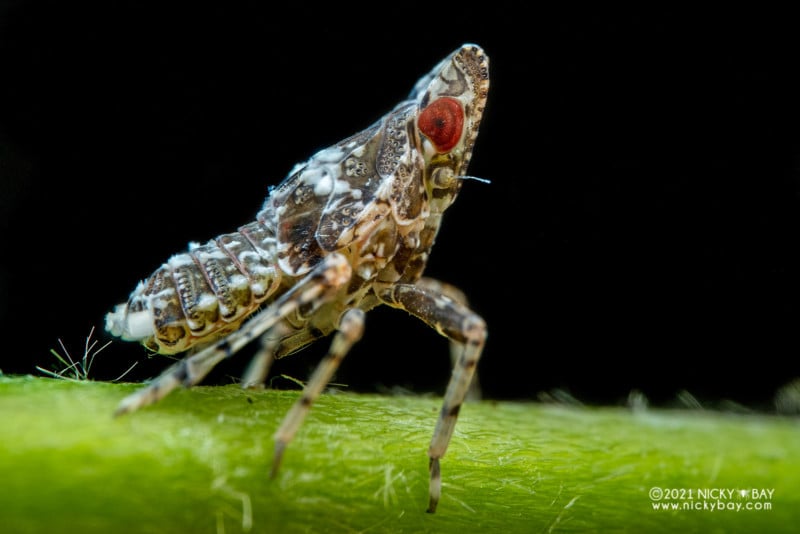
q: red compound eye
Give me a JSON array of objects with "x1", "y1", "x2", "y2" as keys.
[{"x1": 418, "y1": 97, "x2": 464, "y2": 153}]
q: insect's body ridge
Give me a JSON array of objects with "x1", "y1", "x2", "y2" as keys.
[
  {"x1": 105, "y1": 217, "x2": 278, "y2": 353},
  {"x1": 106, "y1": 44, "x2": 489, "y2": 514}
]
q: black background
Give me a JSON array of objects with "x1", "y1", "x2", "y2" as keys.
[{"x1": 2, "y1": 3, "x2": 799, "y2": 410}]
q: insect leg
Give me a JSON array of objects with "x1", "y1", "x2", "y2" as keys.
[
  {"x1": 114, "y1": 252, "x2": 353, "y2": 416},
  {"x1": 240, "y1": 321, "x2": 292, "y2": 389},
  {"x1": 271, "y1": 307, "x2": 365, "y2": 477},
  {"x1": 242, "y1": 322, "x2": 331, "y2": 389},
  {"x1": 377, "y1": 283, "x2": 486, "y2": 513},
  {"x1": 415, "y1": 277, "x2": 482, "y2": 401}
]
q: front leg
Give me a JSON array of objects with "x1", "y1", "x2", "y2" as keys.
[
  {"x1": 415, "y1": 277, "x2": 482, "y2": 401},
  {"x1": 378, "y1": 283, "x2": 487, "y2": 513}
]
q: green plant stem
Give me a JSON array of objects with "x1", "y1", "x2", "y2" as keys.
[{"x1": 0, "y1": 375, "x2": 797, "y2": 533}]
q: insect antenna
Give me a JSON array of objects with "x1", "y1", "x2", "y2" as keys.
[{"x1": 456, "y1": 175, "x2": 491, "y2": 185}]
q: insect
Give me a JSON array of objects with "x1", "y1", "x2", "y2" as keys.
[{"x1": 106, "y1": 43, "x2": 489, "y2": 513}]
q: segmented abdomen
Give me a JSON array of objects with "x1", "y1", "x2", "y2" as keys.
[{"x1": 109, "y1": 218, "x2": 282, "y2": 354}]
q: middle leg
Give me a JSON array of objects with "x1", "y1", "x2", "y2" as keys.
[{"x1": 271, "y1": 307, "x2": 365, "y2": 476}]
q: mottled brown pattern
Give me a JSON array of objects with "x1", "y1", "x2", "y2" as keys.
[{"x1": 107, "y1": 44, "x2": 490, "y2": 515}]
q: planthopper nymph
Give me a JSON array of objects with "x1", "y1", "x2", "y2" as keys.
[{"x1": 106, "y1": 43, "x2": 490, "y2": 513}]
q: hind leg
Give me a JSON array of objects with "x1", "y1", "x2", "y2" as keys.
[
  {"x1": 240, "y1": 321, "x2": 291, "y2": 389},
  {"x1": 114, "y1": 253, "x2": 352, "y2": 416},
  {"x1": 241, "y1": 321, "x2": 330, "y2": 389}
]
